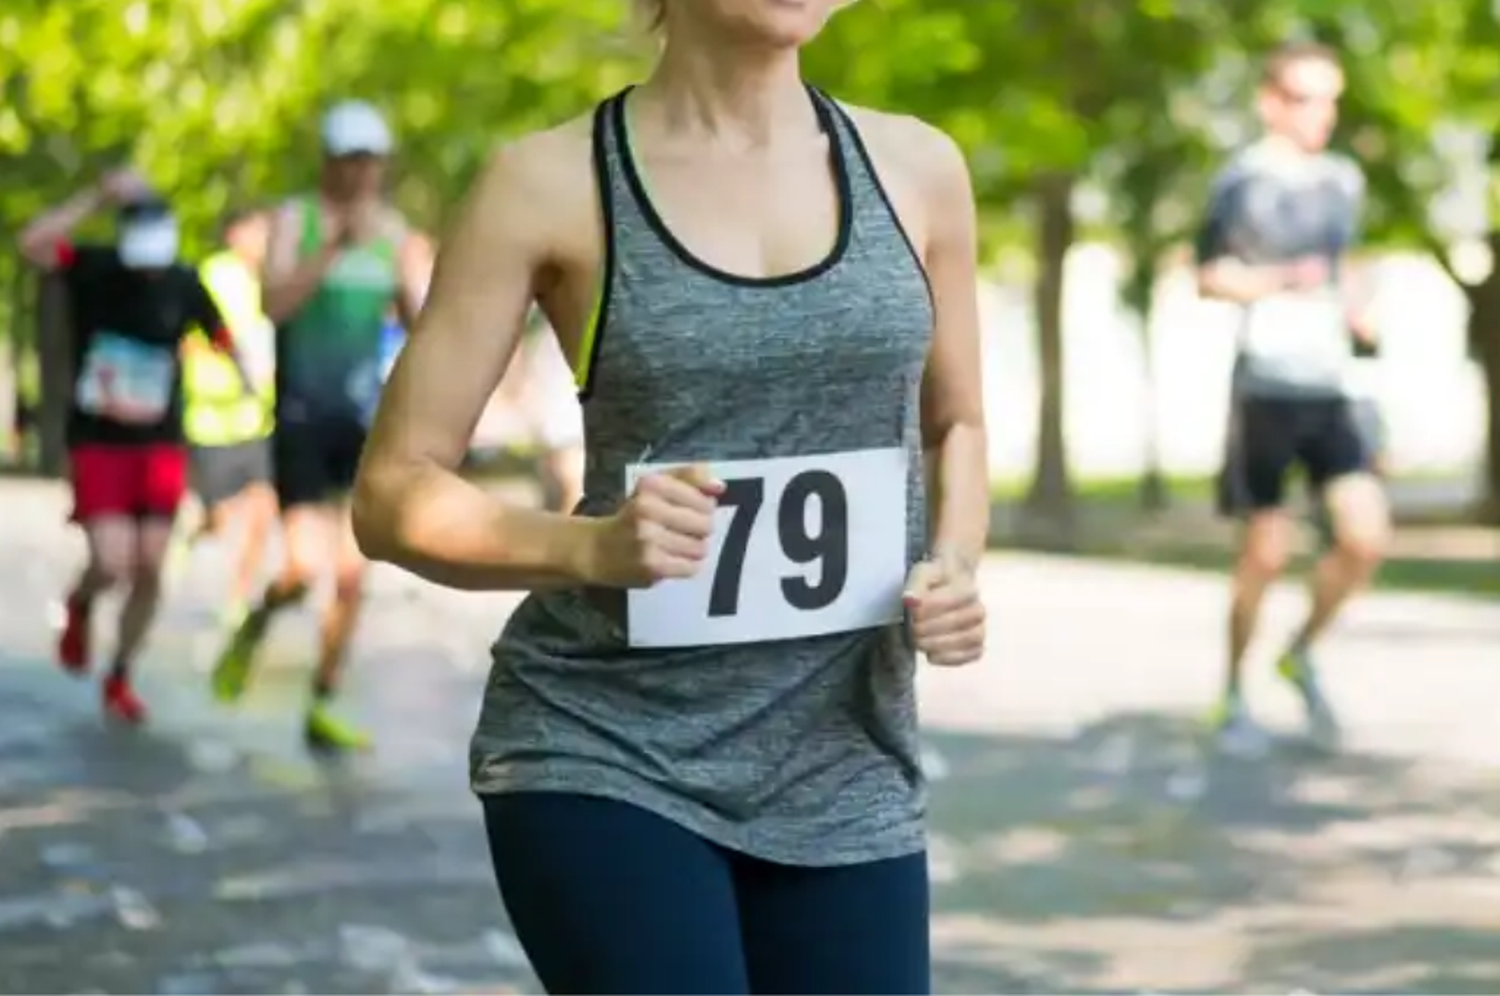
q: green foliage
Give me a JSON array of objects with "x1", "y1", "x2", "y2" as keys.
[
  {"x1": 0, "y1": 0, "x2": 644, "y2": 347},
  {"x1": 1, "y1": 0, "x2": 1477, "y2": 264},
  {"x1": 0, "y1": 0, "x2": 636, "y2": 256},
  {"x1": 0, "y1": 0, "x2": 1487, "y2": 326},
  {"x1": 1, "y1": 0, "x2": 1494, "y2": 499}
]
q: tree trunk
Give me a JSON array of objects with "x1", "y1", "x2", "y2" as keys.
[
  {"x1": 1138, "y1": 343, "x2": 1169, "y2": 513},
  {"x1": 1023, "y1": 172, "x2": 1076, "y2": 526},
  {"x1": 1480, "y1": 341, "x2": 1500, "y2": 523},
  {"x1": 35, "y1": 271, "x2": 70, "y2": 477},
  {"x1": 1128, "y1": 254, "x2": 1168, "y2": 512},
  {"x1": 1471, "y1": 239, "x2": 1500, "y2": 523},
  {"x1": 1, "y1": 259, "x2": 20, "y2": 463}
]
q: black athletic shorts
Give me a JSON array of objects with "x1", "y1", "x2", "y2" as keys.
[
  {"x1": 1348, "y1": 395, "x2": 1385, "y2": 462},
  {"x1": 189, "y1": 438, "x2": 272, "y2": 510},
  {"x1": 273, "y1": 415, "x2": 368, "y2": 509},
  {"x1": 1218, "y1": 395, "x2": 1373, "y2": 516}
]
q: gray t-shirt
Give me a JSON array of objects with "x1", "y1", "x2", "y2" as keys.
[{"x1": 1196, "y1": 141, "x2": 1365, "y2": 398}]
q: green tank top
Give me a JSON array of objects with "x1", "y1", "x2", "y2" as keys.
[{"x1": 276, "y1": 197, "x2": 399, "y2": 422}]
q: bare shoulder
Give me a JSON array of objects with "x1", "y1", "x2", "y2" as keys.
[
  {"x1": 477, "y1": 113, "x2": 595, "y2": 217},
  {"x1": 835, "y1": 103, "x2": 973, "y2": 254},
  {"x1": 840, "y1": 104, "x2": 970, "y2": 197},
  {"x1": 460, "y1": 112, "x2": 600, "y2": 263}
]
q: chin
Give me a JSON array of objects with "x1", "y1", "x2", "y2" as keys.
[{"x1": 722, "y1": 0, "x2": 839, "y2": 47}]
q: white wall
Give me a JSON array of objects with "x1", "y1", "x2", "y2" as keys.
[{"x1": 980, "y1": 245, "x2": 1486, "y2": 485}]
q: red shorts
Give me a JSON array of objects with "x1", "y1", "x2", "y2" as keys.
[{"x1": 69, "y1": 443, "x2": 188, "y2": 522}]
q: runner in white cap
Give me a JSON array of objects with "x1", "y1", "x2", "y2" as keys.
[{"x1": 210, "y1": 101, "x2": 428, "y2": 751}]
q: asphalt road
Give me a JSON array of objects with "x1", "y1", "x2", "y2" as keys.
[{"x1": 1, "y1": 481, "x2": 1498, "y2": 994}]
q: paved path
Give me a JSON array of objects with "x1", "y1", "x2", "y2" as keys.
[{"x1": 0, "y1": 482, "x2": 1497, "y2": 994}]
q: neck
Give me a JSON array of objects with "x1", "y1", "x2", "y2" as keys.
[
  {"x1": 640, "y1": 36, "x2": 813, "y2": 148},
  {"x1": 1261, "y1": 132, "x2": 1316, "y2": 159}
]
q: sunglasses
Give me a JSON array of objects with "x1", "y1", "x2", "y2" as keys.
[{"x1": 327, "y1": 151, "x2": 388, "y2": 165}]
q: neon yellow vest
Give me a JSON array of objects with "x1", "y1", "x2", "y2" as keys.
[{"x1": 184, "y1": 252, "x2": 274, "y2": 445}]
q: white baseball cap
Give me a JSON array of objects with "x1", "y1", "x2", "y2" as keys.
[{"x1": 321, "y1": 100, "x2": 393, "y2": 157}]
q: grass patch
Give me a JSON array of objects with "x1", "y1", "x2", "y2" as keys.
[
  {"x1": 991, "y1": 473, "x2": 1498, "y2": 599},
  {"x1": 990, "y1": 474, "x2": 1213, "y2": 505},
  {"x1": 1065, "y1": 536, "x2": 1500, "y2": 600}
]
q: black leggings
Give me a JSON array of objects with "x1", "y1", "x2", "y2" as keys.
[{"x1": 481, "y1": 792, "x2": 930, "y2": 995}]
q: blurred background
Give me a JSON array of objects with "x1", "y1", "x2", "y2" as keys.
[
  {"x1": 2, "y1": 1, "x2": 1499, "y2": 993},
  {"x1": 3, "y1": 0, "x2": 1499, "y2": 578}
]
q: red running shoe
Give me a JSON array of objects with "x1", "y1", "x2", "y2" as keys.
[
  {"x1": 58, "y1": 595, "x2": 91, "y2": 676},
  {"x1": 102, "y1": 675, "x2": 147, "y2": 725}
]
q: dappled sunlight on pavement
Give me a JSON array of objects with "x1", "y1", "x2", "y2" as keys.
[{"x1": 1, "y1": 483, "x2": 1498, "y2": 992}]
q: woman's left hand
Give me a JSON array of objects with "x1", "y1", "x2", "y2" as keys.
[{"x1": 903, "y1": 553, "x2": 985, "y2": 667}]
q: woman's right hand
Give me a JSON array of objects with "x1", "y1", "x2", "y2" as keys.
[{"x1": 588, "y1": 465, "x2": 724, "y2": 588}]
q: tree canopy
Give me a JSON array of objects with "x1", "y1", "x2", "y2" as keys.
[{"x1": 2, "y1": 0, "x2": 1495, "y2": 503}]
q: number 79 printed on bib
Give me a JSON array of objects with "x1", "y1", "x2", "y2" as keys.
[{"x1": 624, "y1": 448, "x2": 909, "y2": 649}]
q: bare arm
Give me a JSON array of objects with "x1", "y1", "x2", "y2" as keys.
[
  {"x1": 395, "y1": 229, "x2": 434, "y2": 330},
  {"x1": 261, "y1": 202, "x2": 341, "y2": 323},
  {"x1": 191, "y1": 274, "x2": 257, "y2": 394},
  {"x1": 1196, "y1": 257, "x2": 1304, "y2": 303},
  {"x1": 913, "y1": 125, "x2": 989, "y2": 568},
  {"x1": 18, "y1": 187, "x2": 105, "y2": 268},
  {"x1": 1340, "y1": 254, "x2": 1376, "y2": 342},
  {"x1": 351, "y1": 139, "x2": 601, "y2": 590}
]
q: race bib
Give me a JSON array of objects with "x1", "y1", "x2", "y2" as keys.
[
  {"x1": 1243, "y1": 291, "x2": 1345, "y2": 361},
  {"x1": 75, "y1": 333, "x2": 175, "y2": 425},
  {"x1": 625, "y1": 448, "x2": 909, "y2": 649}
]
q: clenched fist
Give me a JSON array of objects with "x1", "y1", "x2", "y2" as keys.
[
  {"x1": 903, "y1": 552, "x2": 985, "y2": 667},
  {"x1": 589, "y1": 464, "x2": 724, "y2": 588}
]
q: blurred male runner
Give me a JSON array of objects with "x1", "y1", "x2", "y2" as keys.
[{"x1": 1199, "y1": 41, "x2": 1388, "y2": 755}]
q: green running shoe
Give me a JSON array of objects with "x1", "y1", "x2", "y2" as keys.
[
  {"x1": 305, "y1": 702, "x2": 373, "y2": 753},
  {"x1": 1210, "y1": 694, "x2": 1270, "y2": 758},
  {"x1": 1278, "y1": 645, "x2": 1342, "y2": 747},
  {"x1": 210, "y1": 605, "x2": 270, "y2": 704}
]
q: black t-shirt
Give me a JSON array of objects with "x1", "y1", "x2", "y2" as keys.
[{"x1": 56, "y1": 242, "x2": 227, "y2": 446}]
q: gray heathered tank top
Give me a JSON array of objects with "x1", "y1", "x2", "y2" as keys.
[{"x1": 470, "y1": 87, "x2": 936, "y2": 866}]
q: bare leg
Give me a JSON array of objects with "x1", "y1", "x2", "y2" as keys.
[
  {"x1": 1291, "y1": 473, "x2": 1389, "y2": 649},
  {"x1": 59, "y1": 516, "x2": 136, "y2": 673},
  {"x1": 211, "y1": 505, "x2": 326, "y2": 703},
  {"x1": 114, "y1": 518, "x2": 175, "y2": 677},
  {"x1": 225, "y1": 482, "x2": 278, "y2": 613},
  {"x1": 1226, "y1": 509, "x2": 1293, "y2": 697},
  {"x1": 76, "y1": 518, "x2": 135, "y2": 605},
  {"x1": 314, "y1": 504, "x2": 366, "y2": 698},
  {"x1": 305, "y1": 504, "x2": 372, "y2": 751}
]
